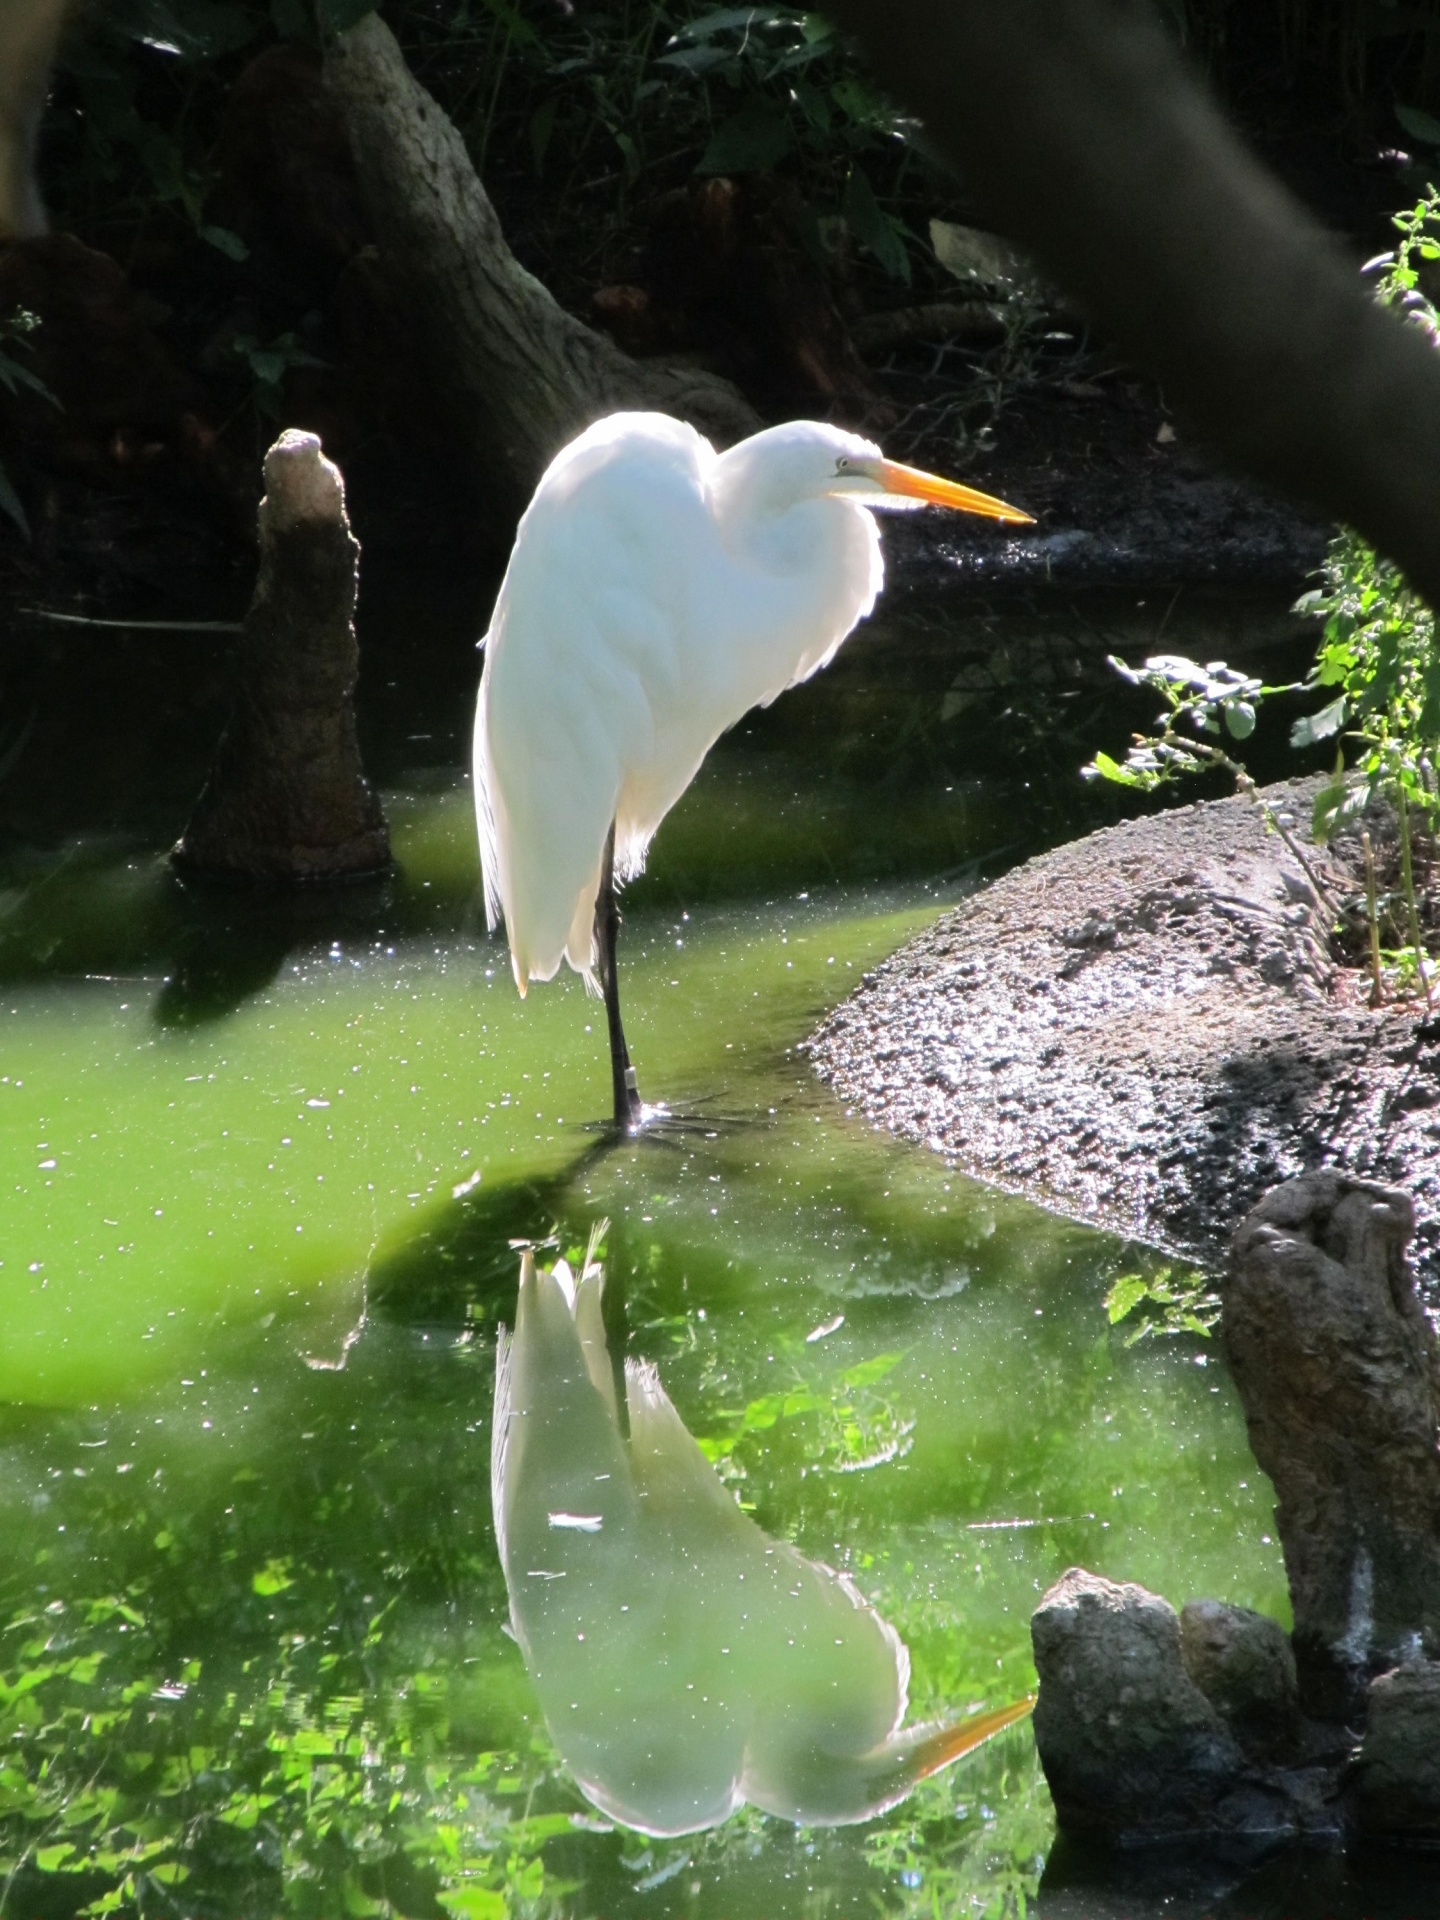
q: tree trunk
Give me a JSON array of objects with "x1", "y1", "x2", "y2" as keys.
[
  {"x1": 0, "y1": 0, "x2": 67, "y2": 239},
  {"x1": 321, "y1": 13, "x2": 759, "y2": 530},
  {"x1": 821, "y1": 0, "x2": 1440, "y2": 610}
]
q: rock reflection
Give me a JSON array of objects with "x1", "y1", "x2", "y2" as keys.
[{"x1": 492, "y1": 1245, "x2": 1031, "y2": 1836}]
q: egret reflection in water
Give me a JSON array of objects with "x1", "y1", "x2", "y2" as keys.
[{"x1": 491, "y1": 1243, "x2": 1033, "y2": 1837}]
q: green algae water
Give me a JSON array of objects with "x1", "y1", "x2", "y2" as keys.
[{"x1": 0, "y1": 587, "x2": 1378, "y2": 1919}]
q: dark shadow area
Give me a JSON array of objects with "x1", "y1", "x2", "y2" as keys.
[
  {"x1": 1039, "y1": 1829, "x2": 1440, "y2": 1919},
  {"x1": 153, "y1": 869, "x2": 397, "y2": 1027}
]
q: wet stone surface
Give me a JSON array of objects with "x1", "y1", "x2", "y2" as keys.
[{"x1": 808, "y1": 779, "x2": 1440, "y2": 1296}]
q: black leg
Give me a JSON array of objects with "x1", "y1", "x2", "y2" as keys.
[{"x1": 595, "y1": 822, "x2": 643, "y2": 1132}]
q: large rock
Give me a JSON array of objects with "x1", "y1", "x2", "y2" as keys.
[
  {"x1": 1355, "y1": 1662, "x2": 1440, "y2": 1840},
  {"x1": 1224, "y1": 1172, "x2": 1440, "y2": 1722},
  {"x1": 1032, "y1": 1568, "x2": 1245, "y2": 1839},
  {"x1": 1179, "y1": 1599, "x2": 1299, "y2": 1764}
]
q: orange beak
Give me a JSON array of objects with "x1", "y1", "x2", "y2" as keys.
[
  {"x1": 910, "y1": 1693, "x2": 1037, "y2": 1778},
  {"x1": 866, "y1": 457, "x2": 1035, "y2": 525}
]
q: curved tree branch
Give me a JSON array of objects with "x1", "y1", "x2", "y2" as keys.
[
  {"x1": 323, "y1": 13, "x2": 759, "y2": 525},
  {"x1": 823, "y1": 0, "x2": 1440, "y2": 607}
]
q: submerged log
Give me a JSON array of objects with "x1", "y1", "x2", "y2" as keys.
[
  {"x1": 1225, "y1": 1172, "x2": 1440, "y2": 1723},
  {"x1": 321, "y1": 14, "x2": 759, "y2": 528},
  {"x1": 173, "y1": 429, "x2": 389, "y2": 883}
]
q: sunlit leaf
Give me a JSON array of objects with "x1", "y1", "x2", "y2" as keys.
[
  {"x1": 1289, "y1": 695, "x2": 1346, "y2": 749},
  {"x1": 1397, "y1": 102, "x2": 1440, "y2": 147}
]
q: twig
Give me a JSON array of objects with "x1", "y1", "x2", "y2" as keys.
[
  {"x1": 1217, "y1": 757, "x2": 1340, "y2": 922},
  {"x1": 1397, "y1": 786, "x2": 1435, "y2": 1011},
  {"x1": 1363, "y1": 830, "x2": 1384, "y2": 1008},
  {"x1": 20, "y1": 609, "x2": 243, "y2": 632}
]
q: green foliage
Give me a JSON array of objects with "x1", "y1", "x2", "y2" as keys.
[
  {"x1": 54, "y1": 1, "x2": 269, "y2": 236},
  {"x1": 1086, "y1": 191, "x2": 1440, "y2": 1001},
  {"x1": 695, "y1": 1349, "x2": 917, "y2": 1484},
  {"x1": 231, "y1": 330, "x2": 330, "y2": 421},
  {"x1": 864, "y1": 1744, "x2": 1052, "y2": 1920},
  {"x1": 1104, "y1": 1266, "x2": 1220, "y2": 1345},
  {"x1": 1082, "y1": 654, "x2": 1289, "y2": 794},
  {"x1": 0, "y1": 1590, "x2": 562, "y2": 1919},
  {"x1": 1294, "y1": 192, "x2": 1440, "y2": 854}
]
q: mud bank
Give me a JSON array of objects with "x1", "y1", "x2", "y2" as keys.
[{"x1": 808, "y1": 779, "x2": 1440, "y2": 1295}]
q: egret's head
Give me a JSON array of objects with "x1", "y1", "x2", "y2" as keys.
[
  {"x1": 826, "y1": 447, "x2": 1034, "y2": 524},
  {"x1": 711, "y1": 420, "x2": 1033, "y2": 526}
]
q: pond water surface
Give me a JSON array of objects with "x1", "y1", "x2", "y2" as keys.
[{"x1": 0, "y1": 582, "x2": 1426, "y2": 1918}]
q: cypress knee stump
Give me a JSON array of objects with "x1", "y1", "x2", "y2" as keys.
[{"x1": 174, "y1": 428, "x2": 390, "y2": 882}]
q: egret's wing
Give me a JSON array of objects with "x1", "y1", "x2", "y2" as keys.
[
  {"x1": 624, "y1": 1358, "x2": 756, "y2": 1535},
  {"x1": 498, "y1": 1255, "x2": 635, "y2": 1582},
  {"x1": 573, "y1": 1266, "x2": 617, "y2": 1428},
  {"x1": 475, "y1": 418, "x2": 716, "y2": 984}
]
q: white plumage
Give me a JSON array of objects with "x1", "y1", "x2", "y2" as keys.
[
  {"x1": 490, "y1": 1247, "x2": 1034, "y2": 1834},
  {"x1": 474, "y1": 412, "x2": 1030, "y2": 996}
]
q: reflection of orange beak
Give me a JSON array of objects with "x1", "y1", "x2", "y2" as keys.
[
  {"x1": 912, "y1": 1693, "x2": 1037, "y2": 1778},
  {"x1": 868, "y1": 457, "x2": 1035, "y2": 525}
]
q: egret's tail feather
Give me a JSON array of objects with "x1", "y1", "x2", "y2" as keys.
[
  {"x1": 472, "y1": 685, "x2": 506, "y2": 937},
  {"x1": 491, "y1": 1322, "x2": 514, "y2": 1569}
]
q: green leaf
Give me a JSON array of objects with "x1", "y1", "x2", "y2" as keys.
[
  {"x1": 697, "y1": 95, "x2": 794, "y2": 174},
  {"x1": 613, "y1": 128, "x2": 641, "y2": 183},
  {"x1": 1312, "y1": 774, "x2": 1369, "y2": 846},
  {"x1": 115, "y1": 0, "x2": 259, "y2": 62},
  {"x1": 839, "y1": 1351, "x2": 903, "y2": 1389},
  {"x1": 0, "y1": 460, "x2": 31, "y2": 540},
  {"x1": 1397, "y1": 103, "x2": 1440, "y2": 147},
  {"x1": 1104, "y1": 1273, "x2": 1150, "y2": 1326},
  {"x1": 1081, "y1": 751, "x2": 1151, "y2": 790},
  {"x1": 1290, "y1": 695, "x2": 1346, "y2": 749},
  {"x1": 674, "y1": 8, "x2": 790, "y2": 43},
  {"x1": 1222, "y1": 700, "x2": 1256, "y2": 740},
  {"x1": 437, "y1": 1889, "x2": 507, "y2": 1920},
  {"x1": 831, "y1": 75, "x2": 891, "y2": 129},
  {"x1": 199, "y1": 224, "x2": 249, "y2": 262},
  {"x1": 252, "y1": 1557, "x2": 294, "y2": 1596},
  {"x1": 843, "y1": 165, "x2": 910, "y2": 282}
]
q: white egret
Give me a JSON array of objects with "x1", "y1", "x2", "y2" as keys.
[
  {"x1": 473, "y1": 412, "x2": 1033, "y2": 1128},
  {"x1": 491, "y1": 1243, "x2": 1034, "y2": 1835}
]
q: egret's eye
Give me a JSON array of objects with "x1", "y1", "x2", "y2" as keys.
[{"x1": 835, "y1": 457, "x2": 852, "y2": 474}]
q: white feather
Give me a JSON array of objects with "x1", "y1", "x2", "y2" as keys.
[{"x1": 474, "y1": 413, "x2": 887, "y2": 991}]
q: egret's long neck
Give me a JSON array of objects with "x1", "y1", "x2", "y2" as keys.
[{"x1": 706, "y1": 464, "x2": 882, "y2": 654}]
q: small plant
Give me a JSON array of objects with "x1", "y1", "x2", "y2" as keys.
[
  {"x1": 1081, "y1": 654, "x2": 1335, "y2": 914},
  {"x1": 1104, "y1": 1265, "x2": 1220, "y2": 1345},
  {"x1": 1086, "y1": 186, "x2": 1440, "y2": 1007},
  {"x1": 0, "y1": 308, "x2": 61, "y2": 539}
]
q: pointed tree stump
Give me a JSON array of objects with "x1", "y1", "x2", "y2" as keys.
[{"x1": 173, "y1": 429, "x2": 390, "y2": 883}]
